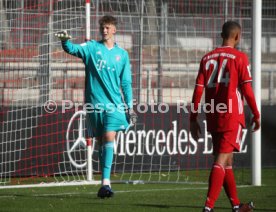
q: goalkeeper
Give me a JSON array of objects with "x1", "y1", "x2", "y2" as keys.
[{"x1": 56, "y1": 15, "x2": 137, "y2": 198}]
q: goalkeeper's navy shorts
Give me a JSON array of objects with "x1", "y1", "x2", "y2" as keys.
[{"x1": 86, "y1": 109, "x2": 129, "y2": 137}]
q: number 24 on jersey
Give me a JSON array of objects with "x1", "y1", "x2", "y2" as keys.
[{"x1": 206, "y1": 58, "x2": 230, "y2": 88}]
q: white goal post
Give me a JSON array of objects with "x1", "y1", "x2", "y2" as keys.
[{"x1": 251, "y1": 0, "x2": 262, "y2": 186}]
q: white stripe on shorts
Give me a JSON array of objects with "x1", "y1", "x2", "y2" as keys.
[{"x1": 236, "y1": 124, "x2": 242, "y2": 145}]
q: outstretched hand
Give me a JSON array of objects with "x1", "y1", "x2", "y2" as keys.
[
  {"x1": 190, "y1": 120, "x2": 201, "y2": 141},
  {"x1": 55, "y1": 30, "x2": 72, "y2": 41}
]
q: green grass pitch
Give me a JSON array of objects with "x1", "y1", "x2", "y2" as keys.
[{"x1": 0, "y1": 169, "x2": 275, "y2": 212}]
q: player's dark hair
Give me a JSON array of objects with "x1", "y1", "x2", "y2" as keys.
[
  {"x1": 99, "y1": 15, "x2": 118, "y2": 26},
  {"x1": 221, "y1": 21, "x2": 241, "y2": 39}
]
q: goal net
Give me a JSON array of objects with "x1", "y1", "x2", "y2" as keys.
[{"x1": 0, "y1": 0, "x2": 258, "y2": 187}]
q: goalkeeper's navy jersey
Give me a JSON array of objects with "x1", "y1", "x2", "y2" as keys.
[{"x1": 62, "y1": 40, "x2": 132, "y2": 110}]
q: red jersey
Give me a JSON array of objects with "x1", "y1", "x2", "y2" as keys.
[{"x1": 191, "y1": 46, "x2": 257, "y2": 132}]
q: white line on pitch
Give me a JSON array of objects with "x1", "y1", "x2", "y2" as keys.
[{"x1": 0, "y1": 185, "x2": 253, "y2": 198}]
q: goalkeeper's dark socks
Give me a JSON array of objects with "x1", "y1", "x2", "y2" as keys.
[
  {"x1": 223, "y1": 166, "x2": 240, "y2": 206},
  {"x1": 205, "y1": 163, "x2": 225, "y2": 208}
]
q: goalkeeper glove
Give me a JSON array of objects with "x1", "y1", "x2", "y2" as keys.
[
  {"x1": 128, "y1": 109, "x2": 138, "y2": 125},
  {"x1": 55, "y1": 30, "x2": 72, "y2": 41}
]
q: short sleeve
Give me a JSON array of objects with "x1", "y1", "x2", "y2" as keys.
[{"x1": 238, "y1": 53, "x2": 252, "y2": 85}]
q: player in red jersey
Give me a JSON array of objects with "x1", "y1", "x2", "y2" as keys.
[{"x1": 190, "y1": 21, "x2": 260, "y2": 212}]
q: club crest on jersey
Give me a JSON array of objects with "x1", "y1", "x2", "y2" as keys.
[{"x1": 115, "y1": 55, "x2": 121, "y2": 61}]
